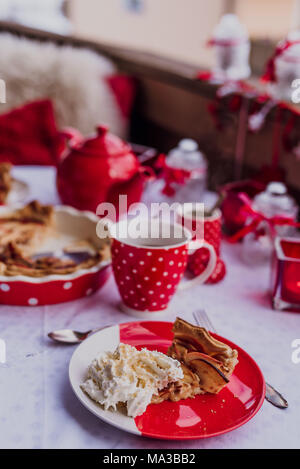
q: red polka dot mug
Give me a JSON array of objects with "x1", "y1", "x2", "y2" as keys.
[
  {"x1": 176, "y1": 206, "x2": 222, "y2": 256},
  {"x1": 106, "y1": 218, "x2": 217, "y2": 317},
  {"x1": 176, "y1": 206, "x2": 225, "y2": 284}
]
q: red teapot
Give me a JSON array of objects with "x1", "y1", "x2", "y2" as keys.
[{"x1": 56, "y1": 125, "x2": 152, "y2": 218}]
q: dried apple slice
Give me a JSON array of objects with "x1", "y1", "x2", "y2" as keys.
[
  {"x1": 168, "y1": 318, "x2": 239, "y2": 395},
  {"x1": 185, "y1": 352, "x2": 229, "y2": 393},
  {"x1": 186, "y1": 351, "x2": 225, "y2": 368}
]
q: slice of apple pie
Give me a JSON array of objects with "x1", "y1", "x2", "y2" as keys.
[{"x1": 152, "y1": 318, "x2": 238, "y2": 404}]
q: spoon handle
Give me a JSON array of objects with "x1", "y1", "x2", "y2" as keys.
[
  {"x1": 90, "y1": 324, "x2": 113, "y2": 335},
  {"x1": 265, "y1": 382, "x2": 288, "y2": 409}
]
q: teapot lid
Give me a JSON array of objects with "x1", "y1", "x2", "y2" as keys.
[{"x1": 76, "y1": 125, "x2": 134, "y2": 158}]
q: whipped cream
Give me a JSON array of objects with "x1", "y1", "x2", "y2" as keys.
[{"x1": 81, "y1": 343, "x2": 183, "y2": 417}]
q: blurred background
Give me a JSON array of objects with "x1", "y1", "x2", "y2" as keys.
[
  {"x1": 1, "y1": 0, "x2": 300, "y2": 200},
  {"x1": 0, "y1": 0, "x2": 299, "y2": 65},
  {"x1": 0, "y1": 1, "x2": 300, "y2": 305}
]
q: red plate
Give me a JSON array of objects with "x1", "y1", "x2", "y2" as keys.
[{"x1": 120, "y1": 321, "x2": 266, "y2": 440}]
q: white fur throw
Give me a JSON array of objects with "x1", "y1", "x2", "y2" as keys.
[{"x1": 0, "y1": 33, "x2": 127, "y2": 137}]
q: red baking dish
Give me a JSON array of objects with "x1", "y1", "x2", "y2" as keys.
[{"x1": 0, "y1": 205, "x2": 111, "y2": 306}]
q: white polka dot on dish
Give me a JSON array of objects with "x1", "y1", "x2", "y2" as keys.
[
  {"x1": 28, "y1": 298, "x2": 38, "y2": 306},
  {"x1": 63, "y1": 282, "x2": 72, "y2": 290},
  {"x1": 0, "y1": 283, "x2": 10, "y2": 292}
]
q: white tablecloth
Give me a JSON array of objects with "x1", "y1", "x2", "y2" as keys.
[{"x1": 0, "y1": 166, "x2": 299, "y2": 449}]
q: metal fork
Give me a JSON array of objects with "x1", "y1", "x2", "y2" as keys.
[{"x1": 193, "y1": 309, "x2": 288, "y2": 409}]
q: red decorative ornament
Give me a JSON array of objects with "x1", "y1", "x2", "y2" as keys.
[
  {"x1": 261, "y1": 38, "x2": 300, "y2": 84},
  {"x1": 208, "y1": 258, "x2": 226, "y2": 284},
  {"x1": 57, "y1": 125, "x2": 151, "y2": 217},
  {"x1": 226, "y1": 192, "x2": 300, "y2": 243},
  {"x1": 188, "y1": 248, "x2": 226, "y2": 284},
  {"x1": 155, "y1": 154, "x2": 192, "y2": 196},
  {"x1": 220, "y1": 179, "x2": 265, "y2": 234}
]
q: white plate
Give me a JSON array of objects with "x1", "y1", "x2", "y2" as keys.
[{"x1": 69, "y1": 324, "x2": 140, "y2": 436}]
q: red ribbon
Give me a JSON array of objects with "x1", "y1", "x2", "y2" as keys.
[
  {"x1": 207, "y1": 38, "x2": 248, "y2": 47},
  {"x1": 227, "y1": 193, "x2": 300, "y2": 243},
  {"x1": 155, "y1": 154, "x2": 192, "y2": 196},
  {"x1": 262, "y1": 39, "x2": 300, "y2": 83}
]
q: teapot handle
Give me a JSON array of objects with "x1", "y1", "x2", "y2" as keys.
[
  {"x1": 61, "y1": 127, "x2": 83, "y2": 147},
  {"x1": 58, "y1": 127, "x2": 83, "y2": 162}
]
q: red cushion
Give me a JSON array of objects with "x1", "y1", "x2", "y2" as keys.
[
  {"x1": 106, "y1": 75, "x2": 136, "y2": 119},
  {"x1": 0, "y1": 99, "x2": 63, "y2": 166}
]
